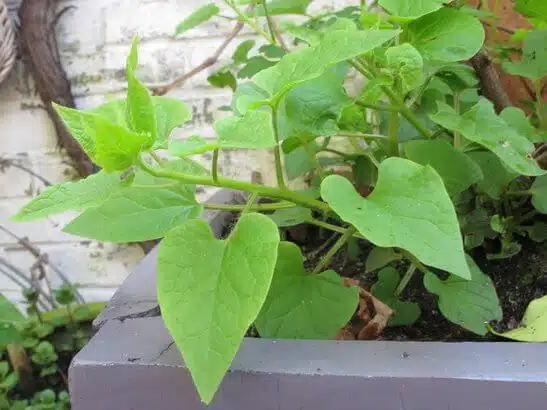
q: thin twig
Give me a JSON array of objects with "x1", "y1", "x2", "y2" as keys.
[
  {"x1": 0, "y1": 158, "x2": 52, "y2": 187},
  {"x1": 480, "y1": 20, "x2": 515, "y2": 35},
  {"x1": 152, "y1": 21, "x2": 244, "y2": 96},
  {"x1": 0, "y1": 226, "x2": 85, "y2": 303}
]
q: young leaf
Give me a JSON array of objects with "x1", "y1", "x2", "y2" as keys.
[
  {"x1": 152, "y1": 98, "x2": 192, "y2": 148},
  {"x1": 268, "y1": 207, "x2": 312, "y2": 227},
  {"x1": 208, "y1": 70, "x2": 237, "y2": 91},
  {"x1": 430, "y1": 100, "x2": 546, "y2": 176},
  {"x1": 378, "y1": 0, "x2": 446, "y2": 18},
  {"x1": 371, "y1": 267, "x2": 421, "y2": 326},
  {"x1": 365, "y1": 247, "x2": 402, "y2": 273},
  {"x1": 321, "y1": 158, "x2": 471, "y2": 279},
  {"x1": 503, "y1": 30, "x2": 547, "y2": 82},
  {"x1": 404, "y1": 140, "x2": 483, "y2": 197},
  {"x1": 175, "y1": 3, "x2": 219, "y2": 36},
  {"x1": 424, "y1": 256, "x2": 502, "y2": 335},
  {"x1": 489, "y1": 295, "x2": 547, "y2": 342},
  {"x1": 255, "y1": 242, "x2": 359, "y2": 339},
  {"x1": 525, "y1": 221, "x2": 547, "y2": 243},
  {"x1": 54, "y1": 105, "x2": 149, "y2": 172},
  {"x1": 12, "y1": 171, "x2": 124, "y2": 221},
  {"x1": 531, "y1": 174, "x2": 547, "y2": 213},
  {"x1": 232, "y1": 40, "x2": 256, "y2": 64},
  {"x1": 126, "y1": 38, "x2": 156, "y2": 146},
  {"x1": 408, "y1": 8, "x2": 485, "y2": 63},
  {"x1": 63, "y1": 182, "x2": 202, "y2": 242},
  {"x1": 515, "y1": 0, "x2": 547, "y2": 22},
  {"x1": 214, "y1": 110, "x2": 276, "y2": 149},
  {"x1": 385, "y1": 43, "x2": 424, "y2": 92},
  {"x1": 238, "y1": 56, "x2": 277, "y2": 79},
  {"x1": 158, "y1": 214, "x2": 280, "y2": 404},
  {"x1": 255, "y1": 21, "x2": 400, "y2": 96},
  {"x1": 466, "y1": 151, "x2": 518, "y2": 200}
]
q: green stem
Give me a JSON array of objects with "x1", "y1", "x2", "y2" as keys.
[
  {"x1": 322, "y1": 148, "x2": 348, "y2": 157},
  {"x1": 150, "y1": 151, "x2": 165, "y2": 165},
  {"x1": 355, "y1": 101, "x2": 400, "y2": 112},
  {"x1": 365, "y1": 152, "x2": 381, "y2": 168},
  {"x1": 311, "y1": 227, "x2": 357, "y2": 275},
  {"x1": 394, "y1": 265, "x2": 416, "y2": 297},
  {"x1": 271, "y1": 104, "x2": 287, "y2": 190},
  {"x1": 454, "y1": 92, "x2": 461, "y2": 148},
  {"x1": 303, "y1": 141, "x2": 323, "y2": 178},
  {"x1": 225, "y1": 0, "x2": 273, "y2": 42},
  {"x1": 203, "y1": 201, "x2": 296, "y2": 212},
  {"x1": 336, "y1": 132, "x2": 389, "y2": 140},
  {"x1": 387, "y1": 108, "x2": 400, "y2": 156},
  {"x1": 212, "y1": 149, "x2": 220, "y2": 182},
  {"x1": 136, "y1": 156, "x2": 330, "y2": 212},
  {"x1": 243, "y1": 193, "x2": 258, "y2": 214},
  {"x1": 308, "y1": 219, "x2": 367, "y2": 241},
  {"x1": 261, "y1": 0, "x2": 277, "y2": 44}
]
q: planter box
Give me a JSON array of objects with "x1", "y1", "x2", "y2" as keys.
[{"x1": 69, "y1": 191, "x2": 547, "y2": 410}]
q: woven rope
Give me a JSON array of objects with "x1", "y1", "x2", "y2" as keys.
[{"x1": 0, "y1": 0, "x2": 15, "y2": 84}]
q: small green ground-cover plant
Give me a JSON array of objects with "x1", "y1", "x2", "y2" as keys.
[
  {"x1": 0, "y1": 285, "x2": 103, "y2": 409},
  {"x1": 12, "y1": 0, "x2": 547, "y2": 404}
]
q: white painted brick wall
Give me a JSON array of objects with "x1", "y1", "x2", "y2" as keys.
[{"x1": 0, "y1": 0, "x2": 351, "y2": 306}]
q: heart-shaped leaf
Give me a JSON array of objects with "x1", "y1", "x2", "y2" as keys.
[
  {"x1": 255, "y1": 242, "x2": 359, "y2": 339},
  {"x1": 424, "y1": 256, "x2": 502, "y2": 335},
  {"x1": 158, "y1": 213, "x2": 280, "y2": 404},
  {"x1": 489, "y1": 296, "x2": 547, "y2": 342},
  {"x1": 431, "y1": 100, "x2": 546, "y2": 176},
  {"x1": 321, "y1": 158, "x2": 470, "y2": 279},
  {"x1": 371, "y1": 267, "x2": 421, "y2": 326},
  {"x1": 532, "y1": 175, "x2": 547, "y2": 213},
  {"x1": 404, "y1": 139, "x2": 483, "y2": 197},
  {"x1": 408, "y1": 8, "x2": 485, "y2": 63}
]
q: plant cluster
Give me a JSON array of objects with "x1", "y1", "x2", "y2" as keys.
[
  {"x1": 12, "y1": 0, "x2": 547, "y2": 404},
  {"x1": 0, "y1": 285, "x2": 102, "y2": 409}
]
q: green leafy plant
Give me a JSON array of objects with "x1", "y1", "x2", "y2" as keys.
[{"x1": 12, "y1": 0, "x2": 547, "y2": 404}]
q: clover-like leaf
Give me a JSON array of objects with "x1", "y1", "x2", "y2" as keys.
[
  {"x1": 404, "y1": 140, "x2": 483, "y2": 197},
  {"x1": 12, "y1": 171, "x2": 124, "y2": 221},
  {"x1": 371, "y1": 267, "x2": 421, "y2": 326},
  {"x1": 365, "y1": 247, "x2": 402, "y2": 273},
  {"x1": 531, "y1": 175, "x2": 547, "y2": 213},
  {"x1": 321, "y1": 158, "x2": 470, "y2": 279},
  {"x1": 424, "y1": 256, "x2": 502, "y2": 335},
  {"x1": 175, "y1": 3, "x2": 219, "y2": 36},
  {"x1": 214, "y1": 110, "x2": 276, "y2": 149},
  {"x1": 255, "y1": 20, "x2": 400, "y2": 96},
  {"x1": 503, "y1": 30, "x2": 547, "y2": 82},
  {"x1": 490, "y1": 295, "x2": 547, "y2": 342},
  {"x1": 379, "y1": 0, "x2": 446, "y2": 18},
  {"x1": 158, "y1": 213, "x2": 280, "y2": 404},
  {"x1": 431, "y1": 100, "x2": 546, "y2": 176},
  {"x1": 408, "y1": 8, "x2": 485, "y2": 63},
  {"x1": 255, "y1": 242, "x2": 359, "y2": 339},
  {"x1": 268, "y1": 207, "x2": 312, "y2": 227}
]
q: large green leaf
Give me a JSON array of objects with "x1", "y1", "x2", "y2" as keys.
[
  {"x1": 503, "y1": 30, "x2": 547, "y2": 82},
  {"x1": 371, "y1": 267, "x2": 421, "y2": 326},
  {"x1": 408, "y1": 8, "x2": 485, "y2": 62},
  {"x1": 12, "y1": 171, "x2": 124, "y2": 221},
  {"x1": 515, "y1": 0, "x2": 547, "y2": 21},
  {"x1": 531, "y1": 175, "x2": 547, "y2": 213},
  {"x1": 321, "y1": 158, "x2": 470, "y2": 279},
  {"x1": 175, "y1": 4, "x2": 219, "y2": 36},
  {"x1": 500, "y1": 107, "x2": 547, "y2": 144},
  {"x1": 489, "y1": 295, "x2": 547, "y2": 342},
  {"x1": 379, "y1": 0, "x2": 446, "y2": 18},
  {"x1": 466, "y1": 151, "x2": 518, "y2": 200},
  {"x1": 126, "y1": 38, "x2": 156, "y2": 146},
  {"x1": 430, "y1": 100, "x2": 545, "y2": 176},
  {"x1": 424, "y1": 256, "x2": 502, "y2": 335},
  {"x1": 404, "y1": 140, "x2": 483, "y2": 196},
  {"x1": 54, "y1": 104, "x2": 150, "y2": 172},
  {"x1": 214, "y1": 110, "x2": 276, "y2": 149},
  {"x1": 255, "y1": 242, "x2": 359, "y2": 339},
  {"x1": 158, "y1": 213, "x2": 280, "y2": 404},
  {"x1": 255, "y1": 20, "x2": 400, "y2": 96}
]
